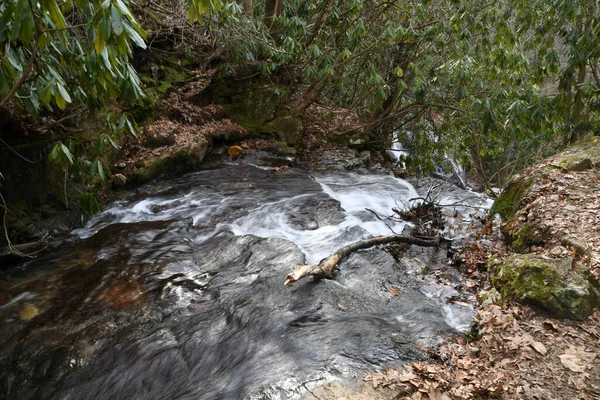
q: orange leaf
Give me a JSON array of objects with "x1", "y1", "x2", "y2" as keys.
[{"x1": 390, "y1": 288, "x2": 400, "y2": 295}]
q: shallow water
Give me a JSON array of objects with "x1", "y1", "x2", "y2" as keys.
[{"x1": 0, "y1": 164, "x2": 490, "y2": 400}]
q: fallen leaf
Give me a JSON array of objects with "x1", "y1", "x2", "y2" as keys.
[
  {"x1": 390, "y1": 287, "x2": 400, "y2": 295},
  {"x1": 559, "y1": 354, "x2": 585, "y2": 372},
  {"x1": 542, "y1": 320, "x2": 560, "y2": 331},
  {"x1": 531, "y1": 341, "x2": 548, "y2": 356},
  {"x1": 19, "y1": 305, "x2": 38, "y2": 321}
]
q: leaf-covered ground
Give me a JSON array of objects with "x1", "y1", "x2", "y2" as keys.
[
  {"x1": 365, "y1": 305, "x2": 600, "y2": 399},
  {"x1": 364, "y1": 150, "x2": 600, "y2": 399}
]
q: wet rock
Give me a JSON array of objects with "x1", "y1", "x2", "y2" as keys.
[
  {"x1": 284, "y1": 194, "x2": 345, "y2": 230},
  {"x1": 358, "y1": 150, "x2": 371, "y2": 166},
  {"x1": 349, "y1": 137, "x2": 369, "y2": 148},
  {"x1": 306, "y1": 380, "x2": 399, "y2": 400},
  {"x1": 313, "y1": 148, "x2": 366, "y2": 172},
  {"x1": 492, "y1": 254, "x2": 600, "y2": 320},
  {"x1": 233, "y1": 149, "x2": 296, "y2": 167},
  {"x1": 263, "y1": 142, "x2": 297, "y2": 157},
  {"x1": 112, "y1": 173, "x2": 127, "y2": 188},
  {"x1": 272, "y1": 116, "x2": 303, "y2": 146}
]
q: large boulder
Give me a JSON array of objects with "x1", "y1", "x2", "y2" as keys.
[
  {"x1": 229, "y1": 85, "x2": 282, "y2": 135},
  {"x1": 491, "y1": 254, "x2": 599, "y2": 320},
  {"x1": 272, "y1": 116, "x2": 303, "y2": 146},
  {"x1": 490, "y1": 176, "x2": 536, "y2": 221},
  {"x1": 490, "y1": 136, "x2": 600, "y2": 252},
  {"x1": 129, "y1": 139, "x2": 208, "y2": 185},
  {"x1": 549, "y1": 136, "x2": 600, "y2": 171}
]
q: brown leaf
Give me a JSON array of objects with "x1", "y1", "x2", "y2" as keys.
[
  {"x1": 559, "y1": 354, "x2": 585, "y2": 372},
  {"x1": 531, "y1": 341, "x2": 548, "y2": 356},
  {"x1": 542, "y1": 320, "x2": 560, "y2": 331},
  {"x1": 390, "y1": 287, "x2": 400, "y2": 295}
]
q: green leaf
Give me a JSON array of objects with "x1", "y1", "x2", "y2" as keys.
[
  {"x1": 42, "y1": 0, "x2": 67, "y2": 29},
  {"x1": 0, "y1": 4, "x2": 15, "y2": 32},
  {"x1": 55, "y1": 92, "x2": 66, "y2": 110},
  {"x1": 394, "y1": 66, "x2": 404, "y2": 78},
  {"x1": 20, "y1": 11, "x2": 35, "y2": 43},
  {"x1": 101, "y1": 14, "x2": 112, "y2": 41},
  {"x1": 56, "y1": 82, "x2": 72, "y2": 103},
  {"x1": 114, "y1": 0, "x2": 133, "y2": 18},
  {"x1": 110, "y1": 6, "x2": 124, "y2": 36},
  {"x1": 122, "y1": 21, "x2": 146, "y2": 49},
  {"x1": 95, "y1": 27, "x2": 105, "y2": 53},
  {"x1": 60, "y1": 143, "x2": 74, "y2": 164},
  {"x1": 92, "y1": 158, "x2": 104, "y2": 180},
  {"x1": 49, "y1": 144, "x2": 60, "y2": 161},
  {"x1": 41, "y1": 84, "x2": 52, "y2": 104},
  {"x1": 125, "y1": 116, "x2": 137, "y2": 137}
]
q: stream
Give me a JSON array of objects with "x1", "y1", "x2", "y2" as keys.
[{"x1": 0, "y1": 163, "x2": 492, "y2": 399}]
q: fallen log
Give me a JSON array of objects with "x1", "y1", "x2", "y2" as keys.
[{"x1": 284, "y1": 234, "x2": 442, "y2": 287}]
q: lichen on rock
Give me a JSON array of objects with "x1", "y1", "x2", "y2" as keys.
[{"x1": 492, "y1": 254, "x2": 600, "y2": 320}]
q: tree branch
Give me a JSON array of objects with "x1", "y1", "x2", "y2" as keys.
[
  {"x1": 0, "y1": 35, "x2": 41, "y2": 108},
  {"x1": 284, "y1": 234, "x2": 442, "y2": 286}
]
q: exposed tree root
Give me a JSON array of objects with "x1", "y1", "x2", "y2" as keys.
[{"x1": 284, "y1": 234, "x2": 442, "y2": 286}]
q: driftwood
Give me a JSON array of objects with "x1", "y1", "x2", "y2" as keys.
[{"x1": 284, "y1": 234, "x2": 442, "y2": 287}]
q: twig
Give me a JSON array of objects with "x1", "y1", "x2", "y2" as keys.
[
  {"x1": 365, "y1": 207, "x2": 398, "y2": 234},
  {"x1": 0, "y1": 139, "x2": 35, "y2": 163},
  {"x1": 0, "y1": 192, "x2": 41, "y2": 258}
]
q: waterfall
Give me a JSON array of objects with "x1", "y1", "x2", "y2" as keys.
[{"x1": 391, "y1": 130, "x2": 468, "y2": 188}]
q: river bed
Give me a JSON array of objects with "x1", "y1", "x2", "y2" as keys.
[{"x1": 0, "y1": 163, "x2": 491, "y2": 399}]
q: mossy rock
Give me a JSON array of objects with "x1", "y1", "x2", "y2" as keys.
[
  {"x1": 130, "y1": 63, "x2": 194, "y2": 124},
  {"x1": 129, "y1": 139, "x2": 208, "y2": 185},
  {"x1": 330, "y1": 131, "x2": 370, "y2": 149},
  {"x1": 492, "y1": 254, "x2": 600, "y2": 320},
  {"x1": 503, "y1": 223, "x2": 550, "y2": 252},
  {"x1": 552, "y1": 136, "x2": 600, "y2": 171},
  {"x1": 229, "y1": 85, "x2": 283, "y2": 135},
  {"x1": 490, "y1": 175, "x2": 535, "y2": 221},
  {"x1": 272, "y1": 116, "x2": 303, "y2": 146},
  {"x1": 263, "y1": 142, "x2": 297, "y2": 157}
]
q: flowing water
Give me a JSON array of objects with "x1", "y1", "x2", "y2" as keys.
[{"x1": 0, "y1": 163, "x2": 491, "y2": 400}]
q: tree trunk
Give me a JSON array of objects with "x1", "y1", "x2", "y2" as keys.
[
  {"x1": 264, "y1": 0, "x2": 283, "y2": 36},
  {"x1": 284, "y1": 234, "x2": 442, "y2": 286},
  {"x1": 292, "y1": 75, "x2": 330, "y2": 113},
  {"x1": 569, "y1": 63, "x2": 587, "y2": 144},
  {"x1": 242, "y1": 0, "x2": 253, "y2": 17}
]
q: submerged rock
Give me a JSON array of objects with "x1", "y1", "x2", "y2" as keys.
[{"x1": 492, "y1": 254, "x2": 600, "y2": 320}]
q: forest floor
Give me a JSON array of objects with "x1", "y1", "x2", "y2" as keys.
[{"x1": 362, "y1": 145, "x2": 600, "y2": 399}]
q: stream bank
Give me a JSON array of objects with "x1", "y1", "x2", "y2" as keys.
[{"x1": 361, "y1": 136, "x2": 600, "y2": 399}]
